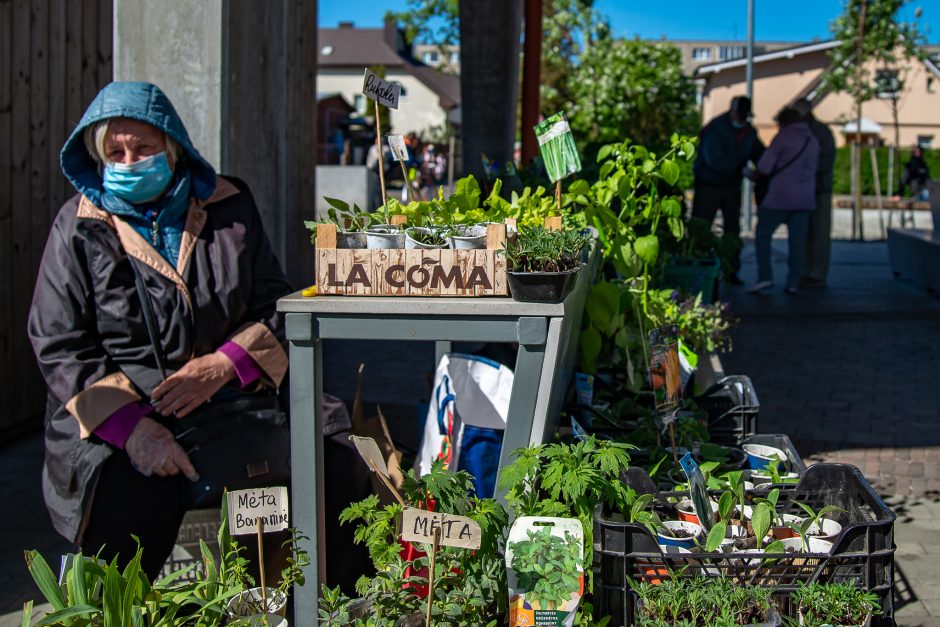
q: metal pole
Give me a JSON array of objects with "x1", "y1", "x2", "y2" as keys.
[{"x1": 742, "y1": 0, "x2": 755, "y2": 233}]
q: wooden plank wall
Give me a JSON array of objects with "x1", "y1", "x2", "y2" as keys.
[{"x1": 0, "y1": 0, "x2": 112, "y2": 439}]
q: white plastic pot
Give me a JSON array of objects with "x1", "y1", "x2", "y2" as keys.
[
  {"x1": 448, "y1": 224, "x2": 488, "y2": 249},
  {"x1": 657, "y1": 520, "x2": 704, "y2": 549},
  {"x1": 227, "y1": 588, "x2": 288, "y2": 622},
  {"x1": 781, "y1": 537, "x2": 834, "y2": 554},
  {"x1": 365, "y1": 225, "x2": 405, "y2": 249},
  {"x1": 802, "y1": 517, "x2": 843, "y2": 541}
]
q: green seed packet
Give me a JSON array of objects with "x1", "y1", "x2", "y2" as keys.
[{"x1": 534, "y1": 112, "x2": 581, "y2": 183}]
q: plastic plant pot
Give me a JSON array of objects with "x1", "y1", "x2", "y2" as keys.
[
  {"x1": 657, "y1": 520, "x2": 704, "y2": 549},
  {"x1": 336, "y1": 231, "x2": 367, "y2": 249},
  {"x1": 803, "y1": 517, "x2": 843, "y2": 541},
  {"x1": 507, "y1": 267, "x2": 581, "y2": 302},
  {"x1": 227, "y1": 588, "x2": 288, "y2": 620},
  {"x1": 719, "y1": 523, "x2": 748, "y2": 548},
  {"x1": 677, "y1": 498, "x2": 718, "y2": 526},
  {"x1": 781, "y1": 537, "x2": 834, "y2": 554},
  {"x1": 750, "y1": 469, "x2": 800, "y2": 485},
  {"x1": 365, "y1": 225, "x2": 405, "y2": 249},
  {"x1": 448, "y1": 224, "x2": 488, "y2": 249},
  {"x1": 639, "y1": 545, "x2": 690, "y2": 585},
  {"x1": 742, "y1": 443, "x2": 788, "y2": 471},
  {"x1": 769, "y1": 514, "x2": 802, "y2": 540},
  {"x1": 405, "y1": 227, "x2": 448, "y2": 250}
]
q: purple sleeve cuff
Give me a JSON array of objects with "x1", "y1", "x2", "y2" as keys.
[
  {"x1": 218, "y1": 341, "x2": 263, "y2": 388},
  {"x1": 94, "y1": 401, "x2": 151, "y2": 449}
]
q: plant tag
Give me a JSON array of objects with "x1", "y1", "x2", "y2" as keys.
[
  {"x1": 400, "y1": 506, "x2": 482, "y2": 549},
  {"x1": 349, "y1": 435, "x2": 390, "y2": 477},
  {"x1": 226, "y1": 487, "x2": 289, "y2": 536},
  {"x1": 534, "y1": 112, "x2": 581, "y2": 183},
  {"x1": 362, "y1": 68, "x2": 401, "y2": 109},
  {"x1": 679, "y1": 453, "x2": 713, "y2": 532},
  {"x1": 506, "y1": 517, "x2": 584, "y2": 627},
  {"x1": 649, "y1": 325, "x2": 683, "y2": 416},
  {"x1": 388, "y1": 134, "x2": 408, "y2": 161}
]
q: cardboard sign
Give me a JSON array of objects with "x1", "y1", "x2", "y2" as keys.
[
  {"x1": 400, "y1": 507, "x2": 482, "y2": 550},
  {"x1": 362, "y1": 68, "x2": 401, "y2": 109},
  {"x1": 388, "y1": 134, "x2": 408, "y2": 162},
  {"x1": 226, "y1": 487, "x2": 289, "y2": 536},
  {"x1": 349, "y1": 435, "x2": 390, "y2": 477}
]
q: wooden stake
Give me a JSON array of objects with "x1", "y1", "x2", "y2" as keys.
[
  {"x1": 425, "y1": 528, "x2": 441, "y2": 627},
  {"x1": 257, "y1": 518, "x2": 267, "y2": 613},
  {"x1": 375, "y1": 100, "x2": 388, "y2": 211},
  {"x1": 399, "y1": 161, "x2": 413, "y2": 204},
  {"x1": 555, "y1": 179, "x2": 562, "y2": 214}
]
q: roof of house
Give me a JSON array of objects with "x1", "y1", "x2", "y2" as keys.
[
  {"x1": 318, "y1": 21, "x2": 461, "y2": 110},
  {"x1": 695, "y1": 40, "x2": 841, "y2": 76}
]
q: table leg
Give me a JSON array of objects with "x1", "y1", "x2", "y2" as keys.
[
  {"x1": 435, "y1": 340, "x2": 452, "y2": 366},
  {"x1": 288, "y1": 332, "x2": 325, "y2": 623},
  {"x1": 496, "y1": 317, "x2": 548, "y2": 503}
]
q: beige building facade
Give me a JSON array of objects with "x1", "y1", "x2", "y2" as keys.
[{"x1": 696, "y1": 41, "x2": 940, "y2": 148}]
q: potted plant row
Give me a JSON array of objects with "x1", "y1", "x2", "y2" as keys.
[
  {"x1": 632, "y1": 576, "x2": 782, "y2": 626},
  {"x1": 501, "y1": 225, "x2": 592, "y2": 302}
]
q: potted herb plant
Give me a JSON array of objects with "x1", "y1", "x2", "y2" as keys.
[
  {"x1": 404, "y1": 225, "x2": 448, "y2": 249},
  {"x1": 632, "y1": 576, "x2": 781, "y2": 626},
  {"x1": 501, "y1": 226, "x2": 592, "y2": 302},
  {"x1": 793, "y1": 582, "x2": 880, "y2": 627},
  {"x1": 306, "y1": 197, "x2": 371, "y2": 249},
  {"x1": 365, "y1": 199, "x2": 406, "y2": 249},
  {"x1": 448, "y1": 223, "x2": 488, "y2": 249}
]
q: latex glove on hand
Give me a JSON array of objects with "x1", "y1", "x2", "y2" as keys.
[
  {"x1": 151, "y1": 352, "x2": 236, "y2": 418},
  {"x1": 125, "y1": 416, "x2": 199, "y2": 481}
]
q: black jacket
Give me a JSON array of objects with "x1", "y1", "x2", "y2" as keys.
[{"x1": 693, "y1": 112, "x2": 765, "y2": 188}]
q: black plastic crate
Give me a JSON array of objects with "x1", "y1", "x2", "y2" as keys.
[
  {"x1": 695, "y1": 375, "x2": 759, "y2": 446},
  {"x1": 592, "y1": 463, "x2": 896, "y2": 626}
]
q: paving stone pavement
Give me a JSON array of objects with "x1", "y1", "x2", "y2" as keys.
[{"x1": 723, "y1": 236, "x2": 940, "y2": 626}]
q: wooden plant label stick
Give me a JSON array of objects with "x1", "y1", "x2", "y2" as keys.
[
  {"x1": 425, "y1": 527, "x2": 441, "y2": 627},
  {"x1": 257, "y1": 518, "x2": 267, "y2": 613},
  {"x1": 349, "y1": 435, "x2": 406, "y2": 506},
  {"x1": 556, "y1": 179, "x2": 562, "y2": 214},
  {"x1": 400, "y1": 161, "x2": 412, "y2": 204},
  {"x1": 375, "y1": 101, "x2": 388, "y2": 209}
]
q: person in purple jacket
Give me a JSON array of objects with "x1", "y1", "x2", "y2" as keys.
[{"x1": 747, "y1": 106, "x2": 820, "y2": 294}]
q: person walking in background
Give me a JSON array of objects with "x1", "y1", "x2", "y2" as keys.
[
  {"x1": 692, "y1": 96, "x2": 765, "y2": 285},
  {"x1": 898, "y1": 145, "x2": 931, "y2": 201},
  {"x1": 792, "y1": 99, "x2": 836, "y2": 288},
  {"x1": 747, "y1": 106, "x2": 820, "y2": 294}
]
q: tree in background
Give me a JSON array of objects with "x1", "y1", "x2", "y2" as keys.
[
  {"x1": 568, "y1": 38, "x2": 698, "y2": 154},
  {"x1": 825, "y1": 0, "x2": 924, "y2": 238}
]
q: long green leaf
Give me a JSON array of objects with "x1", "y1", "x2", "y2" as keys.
[
  {"x1": 102, "y1": 559, "x2": 124, "y2": 627},
  {"x1": 122, "y1": 549, "x2": 143, "y2": 620},
  {"x1": 23, "y1": 550, "x2": 67, "y2": 611},
  {"x1": 752, "y1": 503, "x2": 772, "y2": 544},
  {"x1": 68, "y1": 553, "x2": 88, "y2": 607},
  {"x1": 36, "y1": 604, "x2": 100, "y2": 625},
  {"x1": 21, "y1": 600, "x2": 33, "y2": 627},
  {"x1": 705, "y1": 521, "x2": 727, "y2": 552}
]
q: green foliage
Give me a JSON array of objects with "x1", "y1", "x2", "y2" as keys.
[
  {"x1": 632, "y1": 577, "x2": 774, "y2": 626},
  {"x1": 500, "y1": 226, "x2": 591, "y2": 272},
  {"x1": 832, "y1": 145, "x2": 940, "y2": 195},
  {"x1": 787, "y1": 502, "x2": 846, "y2": 549},
  {"x1": 569, "y1": 39, "x2": 699, "y2": 155},
  {"x1": 791, "y1": 582, "x2": 880, "y2": 626},
  {"x1": 336, "y1": 460, "x2": 509, "y2": 625},
  {"x1": 509, "y1": 527, "x2": 582, "y2": 610},
  {"x1": 317, "y1": 584, "x2": 351, "y2": 625}
]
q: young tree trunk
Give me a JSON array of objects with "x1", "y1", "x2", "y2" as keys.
[{"x1": 852, "y1": 0, "x2": 867, "y2": 240}]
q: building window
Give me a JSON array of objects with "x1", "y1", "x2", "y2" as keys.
[
  {"x1": 692, "y1": 47, "x2": 712, "y2": 61},
  {"x1": 353, "y1": 94, "x2": 365, "y2": 113},
  {"x1": 450, "y1": 51, "x2": 459, "y2": 65},
  {"x1": 423, "y1": 50, "x2": 440, "y2": 65},
  {"x1": 875, "y1": 69, "x2": 900, "y2": 98},
  {"x1": 917, "y1": 135, "x2": 934, "y2": 149},
  {"x1": 719, "y1": 46, "x2": 745, "y2": 61},
  {"x1": 928, "y1": 77, "x2": 935, "y2": 94},
  {"x1": 399, "y1": 85, "x2": 407, "y2": 97}
]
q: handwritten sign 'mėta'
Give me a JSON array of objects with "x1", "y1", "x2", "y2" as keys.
[
  {"x1": 362, "y1": 68, "x2": 401, "y2": 109},
  {"x1": 226, "y1": 487, "x2": 289, "y2": 536},
  {"x1": 401, "y1": 507, "x2": 482, "y2": 550}
]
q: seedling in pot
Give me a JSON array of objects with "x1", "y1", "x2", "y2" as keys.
[
  {"x1": 629, "y1": 493, "x2": 663, "y2": 536},
  {"x1": 793, "y1": 581, "x2": 880, "y2": 627},
  {"x1": 703, "y1": 491, "x2": 736, "y2": 552},
  {"x1": 787, "y1": 502, "x2": 846, "y2": 549}
]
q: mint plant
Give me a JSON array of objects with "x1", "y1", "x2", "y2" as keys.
[{"x1": 509, "y1": 527, "x2": 582, "y2": 611}]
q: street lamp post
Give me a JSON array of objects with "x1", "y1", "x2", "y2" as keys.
[{"x1": 743, "y1": 0, "x2": 755, "y2": 233}]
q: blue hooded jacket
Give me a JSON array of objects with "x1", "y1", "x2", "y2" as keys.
[{"x1": 59, "y1": 82, "x2": 217, "y2": 265}]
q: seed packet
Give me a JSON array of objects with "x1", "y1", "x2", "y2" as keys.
[
  {"x1": 649, "y1": 325, "x2": 682, "y2": 418},
  {"x1": 534, "y1": 112, "x2": 581, "y2": 183},
  {"x1": 507, "y1": 517, "x2": 584, "y2": 627}
]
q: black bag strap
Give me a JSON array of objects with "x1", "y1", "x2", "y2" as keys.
[{"x1": 128, "y1": 257, "x2": 168, "y2": 381}]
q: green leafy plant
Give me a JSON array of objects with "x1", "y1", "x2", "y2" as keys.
[
  {"x1": 791, "y1": 582, "x2": 880, "y2": 627},
  {"x1": 500, "y1": 226, "x2": 590, "y2": 273},
  {"x1": 627, "y1": 493, "x2": 662, "y2": 536},
  {"x1": 317, "y1": 584, "x2": 351, "y2": 626},
  {"x1": 787, "y1": 502, "x2": 846, "y2": 549},
  {"x1": 509, "y1": 527, "x2": 581, "y2": 610}
]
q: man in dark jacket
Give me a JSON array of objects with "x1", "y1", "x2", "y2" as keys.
[
  {"x1": 793, "y1": 99, "x2": 836, "y2": 288},
  {"x1": 692, "y1": 96, "x2": 765, "y2": 284}
]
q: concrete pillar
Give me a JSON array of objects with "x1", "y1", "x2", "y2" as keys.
[{"x1": 113, "y1": 0, "x2": 317, "y2": 287}]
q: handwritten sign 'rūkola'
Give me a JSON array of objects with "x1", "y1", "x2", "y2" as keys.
[
  {"x1": 226, "y1": 487, "x2": 289, "y2": 536},
  {"x1": 362, "y1": 68, "x2": 401, "y2": 109},
  {"x1": 401, "y1": 506, "x2": 482, "y2": 550}
]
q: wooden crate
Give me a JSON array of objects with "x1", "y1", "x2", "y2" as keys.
[{"x1": 315, "y1": 222, "x2": 509, "y2": 296}]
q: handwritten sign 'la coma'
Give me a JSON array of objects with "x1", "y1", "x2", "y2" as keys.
[
  {"x1": 362, "y1": 68, "x2": 401, "y2": 109},
  {"x1": 226, "y1": 487, "x2": 289, "y2": 536},
  {"x1": 401, "y1": 506, "x2": 482, "y2": 550}
]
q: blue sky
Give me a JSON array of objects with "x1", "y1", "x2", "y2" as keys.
[{"x1": 318, "y1": 0, "x2": 939, "y2": 43}]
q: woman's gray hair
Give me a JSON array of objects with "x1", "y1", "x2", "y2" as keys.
[{"x1": 83, "y1": 119, "x2": 181, "y2": 165}]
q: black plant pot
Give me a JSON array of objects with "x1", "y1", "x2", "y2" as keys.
[{"x1": 507, "y1": 267, "x2": 581, "y2": 302}]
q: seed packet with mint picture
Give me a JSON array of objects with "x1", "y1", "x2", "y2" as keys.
[{"x1": 534, "y1": 112, "x2": 581, "y2": 183}]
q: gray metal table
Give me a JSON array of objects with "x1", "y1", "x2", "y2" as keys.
[{"x1": 277, "y1": 261, "x2": 593, "y2": 622}]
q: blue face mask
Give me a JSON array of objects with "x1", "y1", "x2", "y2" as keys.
[{"x1": 103, "y1": 152, "x2": 174, "y2": 204}]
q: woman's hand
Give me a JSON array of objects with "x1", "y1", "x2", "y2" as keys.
[
  {"x1": 125, "y1": 416, "x2": 199, "y2": 480},
  {"x1": 152, "y1": 352, "x2": 236, "y2": 417}
]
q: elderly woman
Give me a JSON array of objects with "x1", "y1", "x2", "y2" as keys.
[{"x1": 28, "y1": 82, "x2": 293, "y2": 578}]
